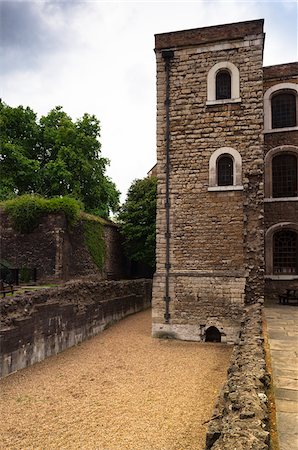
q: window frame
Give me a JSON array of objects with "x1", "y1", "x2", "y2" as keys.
[
  {"x1": 265, "y1": 223, "x2": 298, "y2": 279},
  {"x1": 208, "y1": 147, "x2": 243, "y2": 191},
  {"x1": 264, "y1": 146, "x2": 298, "y2": 200},
  {"x1": 206, "y1": 61, "x2": 241, "y2": 105},
  {"x1": 273, "y1": 229, "x2": 297, "y2": 275},
  {"x1": 264, "y1": 83, "x2": 298, "y2": 133},
  {"x1": 271, "y1": 92, "x2": 297, "y2": 129}
]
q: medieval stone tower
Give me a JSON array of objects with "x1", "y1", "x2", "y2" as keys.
[{"x1": 152, "y1": 19, "x2": 298, "y2": 343}]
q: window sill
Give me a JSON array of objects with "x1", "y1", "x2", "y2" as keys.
[
  {"x1": 264, "y1": 197, "x2": 298, "y2": 202},
  {"x1": 206, "y1": 98, "x2": 241, "y2": 106},
  {"x1": 264, "y1": 126, "x2": 298, "y2": 134},
  {"x1": 208, "y1": 185, "x2": 243, "y2": 192},
  {"x1": 265, "y1": 275, "x2": 298, "y2": 280}
]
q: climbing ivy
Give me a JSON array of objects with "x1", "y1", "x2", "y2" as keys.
[{"x1": 82, "y1": 213, "x2": 106, "y2": 270}]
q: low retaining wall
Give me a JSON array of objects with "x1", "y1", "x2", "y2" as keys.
[
  {"x1": 0, "y1": 279, "x2": 152, "y2": 378},
  {"x1": 205, "y1": 302, "x2": 270, "y2": 450}
]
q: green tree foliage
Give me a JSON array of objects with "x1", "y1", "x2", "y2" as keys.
[
  {"x1": 118, "y1": 176, "x2": 157, "y2": 269},
  {"x1": 0, "y1": 102, "x2": 119, "y2": 217}
]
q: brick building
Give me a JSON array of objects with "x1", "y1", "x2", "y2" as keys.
[{"x1": 152, "y1": 19, "x2": 298, "y2": 343}]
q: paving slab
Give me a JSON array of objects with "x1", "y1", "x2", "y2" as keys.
[
  {"x1": 275, "y1": 388, "x2": 298, "y2": 402},
  {"x1": 278, "y1": 433, "x2": 298, "y2": 450},
  {"x1": 275, "y1": 377, "x2": 298, "y2": 390},
  {"x1": 276, "y1": 399, "x2": 298, "y2": 413},
  {"x1": 264, "y1": 305, "x2": 298, "y2": 450}
]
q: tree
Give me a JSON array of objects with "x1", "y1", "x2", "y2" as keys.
[
  {"x1": 118, "y1": 176, "x2": 157, "y2": 269},
  {"x1": 0, "y1": 102, "x2": 119, "y2": 218}
]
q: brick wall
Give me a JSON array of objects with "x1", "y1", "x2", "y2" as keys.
[{"x1": 263, "y1": 65, "x2": 298, "y2": 302}]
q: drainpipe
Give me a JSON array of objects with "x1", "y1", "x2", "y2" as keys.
[{"x1": 162, "y1": 49, "x2": 174, "y2": 323}]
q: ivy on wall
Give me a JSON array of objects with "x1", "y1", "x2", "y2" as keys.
[
  {"x1": 1, "y1": 195, "x2": 108, "y2": 272},
  {"x1": 81, "y1": 213, "x2": 106, "y2": 270}
]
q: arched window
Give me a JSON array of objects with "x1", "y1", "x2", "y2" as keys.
[
  {"x1": 216, "y1": 70, "x2": 231, "y2": 100},
  {"x1": 272, "y1": 92, "x2": 296, "y2": 129},
  {"x1": 264, "y1": 83, "x2": 298, "y2": 132},
  {"x1": 209, "y1": 147, "x2": 242, "y2": 191},
  {"x1": 272, "y1": 154, "x2": 297, "y2": 198},
  {"x1": 273, "y1": 230, "x2": 297, "y2": 274},
  {"x1": 207, "y1": 62, "x2": 240, "y2": 105},
  {"x1": 217, "y1": 155, "x2": 233, "y2": 186}
]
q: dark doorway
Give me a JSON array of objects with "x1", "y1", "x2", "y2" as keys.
[{"x1": 205, "y1": 326, "x2": 221, "y2": 342}]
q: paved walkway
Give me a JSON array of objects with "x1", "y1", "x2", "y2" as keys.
[{"x1": 264, "y1": 305, "x2": 298, "y2": 450}]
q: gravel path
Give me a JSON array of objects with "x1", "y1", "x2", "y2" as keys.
[{"x1": 0, "y1": 309, "x2": 232, "y2": 450}]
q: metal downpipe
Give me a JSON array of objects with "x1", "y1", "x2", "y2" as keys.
[{"x1": 162, "y1": 49, "x2": 174, "y2": 323}]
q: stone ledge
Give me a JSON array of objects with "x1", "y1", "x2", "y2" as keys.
[{"x1": 205, "y1": 302, "x2": 270, "y2": 449}]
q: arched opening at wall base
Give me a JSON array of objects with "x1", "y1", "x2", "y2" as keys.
[{"x1": 205, "y1": 326, "x2": 222, "y2": 343}]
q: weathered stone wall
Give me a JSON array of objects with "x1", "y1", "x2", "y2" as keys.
[
  {"x1": 153, "y1": 276, "x2": 245, "y2": 343},
  {"x1": 205, "y1": 302, "x2": 270, "y2": 449},
  {"x1": 153, "y1": 20, "x2": 264, "y2": 342},
  {"x1": 0, "y1": 211, "x2": 127, "y2": 282},
  {"x1": 0, "y1": 279, "x2": 152, "y2": 378},
  {"x1": 103, "y1": 224, "x2": 127, "y2": 279},
  {"x1": 0, "y1": 212, "x2": 68, "y2": 282},
  {"x1": 67, "y1": 220, "x2": 100, "y2": 279}
]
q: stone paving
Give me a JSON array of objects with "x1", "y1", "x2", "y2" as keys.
[{"x1": 264, "y1": 305, "x2": 298, "y2": 450}]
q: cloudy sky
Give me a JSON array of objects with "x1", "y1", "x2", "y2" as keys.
[{"x1": 0, "y1": 0, "x2": 297, "y2": 202}]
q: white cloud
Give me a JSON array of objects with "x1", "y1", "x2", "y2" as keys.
[{"x1": 1, "y1": 1, "x2": 297, "y2": 202}]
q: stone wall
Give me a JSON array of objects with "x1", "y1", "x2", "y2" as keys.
[
  {"x1": 0, "y1": 211, "x2": 127, "y2": 283},
  {"x1": 153, "y1": 19, "x2": 265, "y2": 342},
  {"x1": 0, "y1": 212, "x2": 68, "y2": 281},
  {"x1": 205, "y1": 302, "x2": 270, "y2": 449},
  {"x1": 0, "y1": 279, "x2": 152, "y2": 378},
  {"x1": 153, "y1": 275, "x2": 245, "y2": 343}
]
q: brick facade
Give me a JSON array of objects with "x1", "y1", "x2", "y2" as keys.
[{"x1": 152, "y1": 19, "x2": 298, "y2": 342}]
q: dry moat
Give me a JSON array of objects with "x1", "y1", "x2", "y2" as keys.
[{"x1": 0, "y1": 309, "x2": 231, "y2": 450}]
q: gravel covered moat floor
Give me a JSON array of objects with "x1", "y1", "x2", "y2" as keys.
[{"x1": 0, "y1": 309, "x2": 232, "y2": 450}]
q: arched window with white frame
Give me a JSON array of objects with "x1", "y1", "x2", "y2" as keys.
[
  {"x1": 207, "y1": 61, "x2": 240, "y2": 105},
  {"x1": 208, "y1": 147, "x2": 243, "y2": 191}
]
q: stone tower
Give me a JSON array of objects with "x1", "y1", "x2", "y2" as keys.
[{"x1": 152, "y1": 20, "x2": 265, "y2": 343}]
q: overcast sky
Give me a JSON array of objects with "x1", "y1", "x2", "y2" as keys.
[{"x1": 0, "y1": 0, "x2": 297, "y2": 202}]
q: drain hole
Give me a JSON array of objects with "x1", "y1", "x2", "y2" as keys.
[{"x1": 205, "y1": 326, "x2": 221, "y2": 342}]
